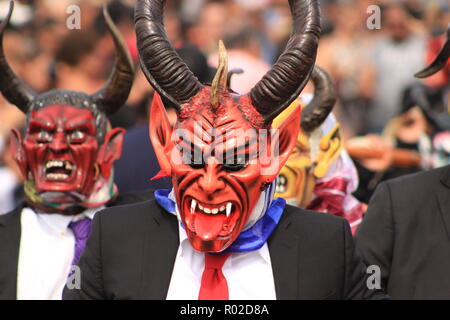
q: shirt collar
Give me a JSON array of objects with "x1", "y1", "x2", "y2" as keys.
[
  {"x1": 28, "y1": 206, "x2": 103, "y2": 235},
  {"x1": 73, "y1": 206, "x2": 100, "y2": 221}
]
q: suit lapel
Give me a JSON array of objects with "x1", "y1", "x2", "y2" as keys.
[
  {"x1": 0, "y1": 204, "x2": 23, "y2": 300},
  {"x1": 139, "y1": 204, "x2": 179, "y2": 299},
  {"x1": 437, "y1": 166, "x2": 450, "y2": 244},
  {"x1": 268, "y1": 208, "x2": 300, "y2": 300}
]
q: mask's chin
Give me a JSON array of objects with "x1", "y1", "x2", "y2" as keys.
[
  {"x1": 181, "y1": 196, "x2": 244, "y2": 252},
  {"x1": 39, "y1": 190, "x2": 85, "y2": 204},
  {"x1": 30, "y1": 167, "x2": 89, "y2": 205},
  {"x1": 24, "y1": 178, "x2": 86, "y2": 214}
]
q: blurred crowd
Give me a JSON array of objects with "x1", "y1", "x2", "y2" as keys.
[{"x1": 0, "y1": 0, "x2": 449, "y2": 212}]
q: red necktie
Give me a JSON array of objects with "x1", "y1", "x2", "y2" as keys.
[{"x1": 198, "y1": 252, "x2": 232, "y2": 300}]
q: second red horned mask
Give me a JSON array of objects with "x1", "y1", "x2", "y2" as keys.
[{"x1": 0, "y1": 3, "x2": 135, "y2": 213}]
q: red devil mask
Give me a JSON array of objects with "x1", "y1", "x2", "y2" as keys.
[
  {"x1": 0, "y1": 2, "x2": 135, "y2": 213},
  {"x1": 136, "y1": 0, "x2": 321, "y2": 252}
]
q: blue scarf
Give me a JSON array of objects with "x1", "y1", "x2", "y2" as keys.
[{"x1": 154, "y1": 189, "x2": 286, "y2": 253}]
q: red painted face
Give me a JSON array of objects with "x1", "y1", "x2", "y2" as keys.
[
  {"x1": 150, "y1": 89, "x2": 300, "y2": 252},
  {"x1": 10, "y1": 104, "x2": 124, "y2": 204}
]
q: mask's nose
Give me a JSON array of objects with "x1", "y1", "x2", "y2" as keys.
[
  {"x1": 48, "y1": 131, "x2": 69, "y2": 153},
  {"x1": 197, "y1": 157, "x2": 226, "y2": 195}
]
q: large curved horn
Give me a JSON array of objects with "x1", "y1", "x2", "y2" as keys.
[
  {"x1": 249, "y1": 0, "x2": 321, "y2": 124},
  {"x1": 135, "y1": 0, "x2": 203, "y2": 111},
  {"x1": 301, "y1": 66, "x2": 336, "y2": 133},
  {"x1": 415, "y1": 25, "x2": 450, "y2": 79},
  {"x1": 0, "y1": 1, "x2": 36, "y2": 113},
  {"x1": 91, "y1": 6, "x2": 135, "y2": 115}
]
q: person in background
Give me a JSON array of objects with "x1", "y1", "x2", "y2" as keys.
[
  {"x1": 356, "y1": 26, "x2": 450, "y2": 299},
  {"x1": 316, "y1": 0, "x2": 375, "y2": 137},
  {"x1": 208, "y1": 28, "x2": 270, "y2": 94},
  {"x1": 0, "y1": 3, "x2": 135, "y2": 299},
  {"x1": 273, "y1": 67, "x2": 365, "y2": 235},
  {"x1": 0, "y1": 136, "x2": 22, "y2": 214},
  {"x1": 349, "y1": 19, "x2": 450, "y2": 203},
  {"x1": 348, "y1": 99, "x2": 427, "y2": 204},
  {"x1": 367, "y1": 2, "x2": 426, "y2": 133}
]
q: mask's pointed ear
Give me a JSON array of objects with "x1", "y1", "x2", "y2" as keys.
[
  {"x1": 261, "y1": 105, "x2": 301, "y2": 181},
  {"x1": 149, "y1": 93, "x2": 173, "y2": 176},
  {"x1": 9, "y1": 129, "x2": 27, "y2": 178},
  {"x1": 97, "y1": 127, "x2": 125, "y2": 180}
]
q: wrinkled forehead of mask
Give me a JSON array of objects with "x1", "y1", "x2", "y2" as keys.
[{"x1": 27, "y1": 90, "x2": 109, "y2": 143}]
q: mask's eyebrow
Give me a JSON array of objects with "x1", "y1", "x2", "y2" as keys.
[
  {"x1": 216, "y1": 131, "x2": 257, "y2": 151},
  {"x1": 219, "y1": 136, "x2": 260, "y2": 162},
  {"x1": 225, "y1": 138, "x2": 251, "y2": 154},
  {"x1": 65, "y1": 119, "x2": 95, "y2": 131},
  {"x1": 178, "y1": 134, "x2": 204, "y2": 156},
  {"x1": 194, "y1": 116, "x2": 213, "y2": 141},
  {"x1": 29, "y1": 118, "x2": 55, "y2": 130}
]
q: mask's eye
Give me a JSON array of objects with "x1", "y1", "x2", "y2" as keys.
[
  {"x1": 68, "y1": 130, "x2": 86, "y2": 143},
  {"x1": 37, "y1": 130, "x2": 53, "y2": 143},
  {"x1": 223, "y1": 155, "x2": 247, "y2": 172},
  {"x1": 223, "y1": 163, "x2": 247, "y2": 172},
  {"x1": 183, "y1": 150, "x2": 205, "y2": 169}
]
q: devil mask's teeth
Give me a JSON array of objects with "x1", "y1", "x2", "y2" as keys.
[
  {"x1": 44, "y1": 160, "x2": 74, "y2": 180},
  {"x1": 46, "y1": 160, "x2": 64, "y2": 169},
  {"x1": 226, "y1": 202, "x2": 232, "y2": 217},
  {"x1": 46, "y1": 173, "x2": 69, "y2": 180},
  {"x1": 190, "y1": 199, "x2": 197, "y2": 214},
  {"x1": 190, "y1": 199, "x2": 234, "y2": 216}
]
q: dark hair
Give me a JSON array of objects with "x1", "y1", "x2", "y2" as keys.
[
  {"x1": 55, "y1": 31, "x2": 98, "y2": 67},
  {"x1": 94, "y1": 0, "x2": 135, "y2": 35},
  {"x1": 223, "y1": 28, "x2": 259, "y2": 50}
]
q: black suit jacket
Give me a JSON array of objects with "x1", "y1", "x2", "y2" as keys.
[
  {"x1": 114, "y1": 124, "x2": 172, "y2": 193},
  {"x1": 0, "y1": 190, "x2": 154, "y2": 300},
  {"x1": 356, "y1": 165, "x2": 450, "y2": 299},
  {"x1": 0, "y1": 205, "x2": 21, "y2": 300},
  {"x1": 63, "y1": 200, "x2": 386, "y2": 300}
]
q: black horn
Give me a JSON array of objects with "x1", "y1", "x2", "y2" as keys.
[
  {"x1": 91, "y1": 6, "x2": 135, "y2": 115},
  {"x1": 301, "y1": 66, "x2": 336, "y2": 133},
  {"x1": 249, "y1": 0, "x2": 321, "y2": 124},
  {"x1": 135, "y1": 0, "x2": 203, "y2": 111},
  {"x1": 415, "y1": 25, "x2": 450, "y2": 79},
  {"x1": 0, "y1": 1, "x2": 36, "y2": 113}
]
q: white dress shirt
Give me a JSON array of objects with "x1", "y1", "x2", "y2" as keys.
[
  {"x1": 16, "y1": 207, "x2": 100, "y2": 300},
  {"x1": 0, "y1": 167, "x2": 19, "y2": 215},
  {"x1": 166, "y1": 225, "x2": 277, "y2": 300}
]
